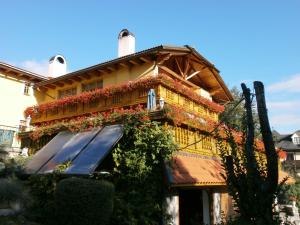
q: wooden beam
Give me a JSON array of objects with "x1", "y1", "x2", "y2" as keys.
[
  {"x1": 80, "y1": 73, "x2": 91, "y2": 80},
  {"x1": 97, "y1": 69, "x2": 105, "y2": 74},
  {"x1": 64, "y1": 79, "x2": 73, "y2": 85},
  {"x1": 183, "y1": 58, "x2": 190, "y2": 78},
  {"x1": 186, "y1": 71, "x2": 200, "y2": 80},
  {"x1": 157, "y1": 53, "x2": 172, "y2": 65},
  {"x1": 209, "y1": 87, "x2": 222, "y2": 96},
  {"x1": 119, "y1": 62, "x2": 130, "y2": 68},
  {"x1": 18, "y1": 74, "x2": 30, "y2": 79},
  {"x1": 158, "y1": 65, "x2": 199, "y2": 89},
  {"x1": 87, "y1": 71, "x2": 100, "y2": 77},
  {"x1": 107, "y1": 66, "x2": 116, "y2": 72},
  {"x1": 46, "y1": 84, "x2": 56, "y2": 89},
  {"x1": 129, "y1": 59, "x2": 139, "y2": 66},
  {"x1": 72, "y1": 76, "x2": 82, "y2": 82},
  {"x1": 175, "y1": 57, "x2": 184, "y2": 77},
  {"x1": 37, "y1": 86, "x2": 48, "y2": 92},
  {"x1": 139, "y1": 56, "x2": 151, "y2": 63},
  {"x1": 55, "y1": 82, "x2": 64, "y2": 87}
]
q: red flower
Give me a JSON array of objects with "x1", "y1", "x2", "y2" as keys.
[{"x1": 24, "y1": 74, "x2": 224, "y2": 118}]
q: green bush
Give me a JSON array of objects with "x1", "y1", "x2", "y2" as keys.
[
  {"x1": 25, "y1": 173, "x2": 62, "y2": 223},
  {"x1": 0, "y1": 156, "x2": 31, "y2": 178},
  {"x1": 0, "y1": 178, "x2": 23, "y2": 204},
  {"x1": 54, "y1": 177, "x2": 114, "y2": 225}
]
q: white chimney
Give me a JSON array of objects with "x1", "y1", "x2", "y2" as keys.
[
  {"x1": 118, "y1": 29, "x2": 135, "y2": 57},
  {"x1": 48, "y1": 54, "x2": 67, "y2": 78}
]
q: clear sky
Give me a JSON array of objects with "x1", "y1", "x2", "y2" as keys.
[{"x1": 1, "y1": 0, "x2": 299, "y2": 134}]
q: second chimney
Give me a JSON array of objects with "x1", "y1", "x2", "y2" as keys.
[
  {"x1": 118, "y1": 29, "x2": 135, "y2": 57},
  {"x1": 48, "y1": 54, "x2": 67, "y2": 78}
]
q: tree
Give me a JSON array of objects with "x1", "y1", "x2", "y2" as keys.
[
  {"x1": 218, "y1": 82, "x2": 283, "y2": 225},
  {"x1": 220, "y1": 86, "x2": 260, "y2": 136}
]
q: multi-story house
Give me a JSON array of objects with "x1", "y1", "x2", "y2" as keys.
[
  {"x1": 0, "y1": 62, "x2": 46, "y2": 158},
  {"x1": 5, "y1": 29, "x2": 290, "y2": 224},
  {"x1": 274, "y1": 130, "x2": 300, "y2": 176}
]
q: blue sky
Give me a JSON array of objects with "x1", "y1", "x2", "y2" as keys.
[{"x1": 1, "y1": 0, "x2": 299, "y2": 133}]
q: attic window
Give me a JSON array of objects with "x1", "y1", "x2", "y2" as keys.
[
  {"x1": 58, "y1": 87, "x2": 77, "y2": 99},
  {"x1": 57, "y1": 57, "x2": 65, "y2": 64},
  {"x1": 293, "y1": 137, "x2": 300, "y2": 145},
  {"x1": 82, "y1": 80, "x2": 103, "y2": 92}
]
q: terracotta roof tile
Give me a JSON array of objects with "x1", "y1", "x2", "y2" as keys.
[
  {"x1": 169, "y1": 152, "x2": 294, "y2": 186},
  {"x1": 170, "y1": 153, "x2": 225, "y2": 186}
]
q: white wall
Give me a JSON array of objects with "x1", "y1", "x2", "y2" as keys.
[
  {"x1": 164, "y1": 193, "x2": 179, "y2": 225},
  {"x1": 213, "y1": 192, "x2": 221, "y2": 224}
]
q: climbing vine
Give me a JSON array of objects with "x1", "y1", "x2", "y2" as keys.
[{"x1": 111, "y1": 118, "x2": 177, "y2": 225}]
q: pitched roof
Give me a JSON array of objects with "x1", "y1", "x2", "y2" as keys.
[
  {"x1": 294, "y1": 130, "x2": 300, "y2": 136},
  {"x1": 276, "y1": 140, "x2": 300, "y2": 150},
  {"x1": 274, "y1": 130, "x2": 300, "y2": 151},
  {"x1": 0, "y1": 62, "x2": 47, "y2": 82},
  {"x1": 35, "y1": 45, "x2": 233, "y2": 103}
]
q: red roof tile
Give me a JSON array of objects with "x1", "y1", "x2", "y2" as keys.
[
  {"x1": 170, "y1": 153, "x2": 294, "y2": 186},
  {"x1": 170, "y1": 153, "x2": 225, "y2": 186}
]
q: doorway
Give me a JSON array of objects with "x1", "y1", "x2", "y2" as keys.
[{"x1": 179, "y1": 189, "x2": 203, "y2": 225}]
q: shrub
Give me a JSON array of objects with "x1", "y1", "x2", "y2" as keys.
[
  {"x1": 24, "y1": 171, "x2": 69, "y2": 225},
  {"x1": 53, "y1": 177, "x2": 114, "y2": 225},
  {"x1": 0, "y1": 178, "x2": 23, "y2": 204}
]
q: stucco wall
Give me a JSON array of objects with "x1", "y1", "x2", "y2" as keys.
[
  {"x1": 0, "y1": 73, "x2": 37, "y2": 150},
  {"x1": 39, "y1": 62, "x2": 156, "y2": 103}
]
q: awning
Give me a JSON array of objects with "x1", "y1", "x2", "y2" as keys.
[
  {"x1": 24, "y1": 125, "x2": 123, "y2": 175},
  {"x1": 169, "y1": 153, "x2": 225, "y2": 187},
  {"x1": 169, "y1": 152, "x2": 295, "y2": 187}
]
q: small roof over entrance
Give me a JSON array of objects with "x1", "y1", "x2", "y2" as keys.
[
  {"x1": 169, "y1": 152, "x2": 294, "y2": 187},
  {"x1": 24, "y1": 125, "x2": 123, "y2": 175},
  {"x1": 169, "y1": 153, "x2": 225, "y2": 187}
]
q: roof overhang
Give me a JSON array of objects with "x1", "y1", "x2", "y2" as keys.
[
  {"x1": 35, "y1": 45, "x2": 233, "y2": 103},
  {"x1": 0, "y1": 62, "x2": 47, "y2": 82}
]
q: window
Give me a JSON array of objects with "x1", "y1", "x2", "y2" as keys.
[
  {"x1": 0, "y1": 129, "x2": 15, "y2": 147},
  {"x1": 82, "y1": 80, "x2": 103, "y2": 92},
  {"x1": 287, "y1": 153, "x2": 294, "y2": 161},
  {"x1": 293, "y1": 137, "x2": 300, "y2": 145},
  {"x1": 58, "y1": 87, "x2": 77, "y2": 99},
  {"x1": 24, "y1": 83, "x2": 30, "y2": 95}
]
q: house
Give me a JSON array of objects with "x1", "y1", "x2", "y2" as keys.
[
  {"x1": 5, "y1": 29, "x2": 289, "y2": 225},
  {"x1": 274, "y1": 130, "x2": 300, "y2": 176},
  {"x1": 0, "y1": 63, "x2": 46, "y2": 158}
]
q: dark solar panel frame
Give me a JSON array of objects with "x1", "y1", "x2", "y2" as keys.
[
  {"x1": 38, "y1": 128, "x2": 101, "y2": 174},
  {"x1": 24, "y1": 131, "x2": 75, "y2": 174},
  {"x1": 65, "y1": 124, "x2": 123, "y2": 175}
]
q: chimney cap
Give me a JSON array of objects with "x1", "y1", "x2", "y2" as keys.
[
  {"x1": 118, "y1": 29, "x2": 135, "y2": 39},
  {"x1": 49, "y1": 54, "x2": 66, "y2": 64}
]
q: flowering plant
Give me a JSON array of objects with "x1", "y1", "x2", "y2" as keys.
[
  {"x1": 29, "y1": 105, "x2": 148, "y2": 140},
  {"x1": 25, "y1": 74, "x2": 224, "y2": 118}
]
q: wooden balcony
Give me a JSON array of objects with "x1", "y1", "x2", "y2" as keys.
[
  {"x1": 30, "y1": 84, "x2": 220, "y2": 125},
  {"x1": 167, "y1": 124, "x2": 218, "y2": 157}
]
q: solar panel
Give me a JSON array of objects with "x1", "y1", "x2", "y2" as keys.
[
  {"x1": 24, "y1": 131, "x2": 75, "y2": 174},
  {"x1": 65, "y1": 124, "x2": 123, "y2": 175},
  {"x1": 38, "y1": 128, "x2": 101, "y2": 174}
]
